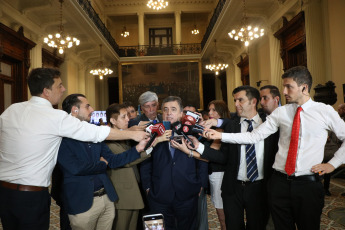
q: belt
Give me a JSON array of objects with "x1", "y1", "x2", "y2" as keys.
[
  {"x1": 236, "y1": 179, "x2": 263, "y2": 186},
  {"x1": 93, "y1": 187, "x2": 106, "y2": 197},
  {"x1": 273, "y1": 170, "x2": 320, "y2": 182},
  {"x1": 0, "y1": 181, "x2": 48, "y2": 192}
]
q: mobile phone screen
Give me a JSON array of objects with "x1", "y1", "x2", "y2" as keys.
[
  {"x1": 171, "y1": 135, "x2": 183, "y2": 144},
  {"x1": 143, "y1": 214, "x2": 165, "y2": 230}
]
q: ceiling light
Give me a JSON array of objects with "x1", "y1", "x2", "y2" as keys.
[
  {"x1": 147, "y1": 0, "x2": 168, "y2": 10},
  {"x1": 43, "y1": 0, "x2": 80, "y2": 54},
  {"x1": 90, "y1": 45, "x2": 113, "y2": 80},
  {"x1": 228, "y1": 0, "x2": 264, "y2": 46}
]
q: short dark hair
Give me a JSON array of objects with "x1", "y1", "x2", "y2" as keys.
[
  {"x1": 260, "y1": 85, "x2": 281, "y2": 101},
  {"x1": 208, "y1": 100, "x2": 231, "y2": 118},
  {"x1": 106, "y1": 103, "x2": 128, "y2": 127},
  {"x1": 161, "y1": 96, "x2": 183, "y2": 112},
  {"x1": 282, "y1": 66, "x2": 312, "y2": 92},
  {"x1": 27, "y1": 68, "x2": 61, "y2": 96},
  {"x1": 232, "y1": 85, "x2": 260, "y2": 108},
  {"x1": 62, "y1": 94, "x2": 86, "y2": 113}
]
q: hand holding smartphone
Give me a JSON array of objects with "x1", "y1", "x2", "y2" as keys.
[{"x1": 143, "y1": 214, "x2": 165, "y2": 230}]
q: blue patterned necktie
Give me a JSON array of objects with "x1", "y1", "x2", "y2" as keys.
[
  {"x1": 169, "y1": 132, "x2": 175, "y2": 158},
  {"x1": 245, "y1": 119, "x2": 258, "y2": 182}
]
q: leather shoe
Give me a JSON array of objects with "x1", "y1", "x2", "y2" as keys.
[{"x1": 324, "y1": 189, "x2": 331, "y2": 196}]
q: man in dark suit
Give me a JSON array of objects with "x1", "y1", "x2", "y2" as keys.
[
  {"x1": 194, "y1": 86, "x2": 279, "y2": 230},
  {"x1": 140, "y1": 96, "x2": 208, "y2": 230},
  {"x1": 129, "y1": 91, "x2": 163, "y2": 127},
  {"x1": 57, "y1": 94, "x2": 148, "y2": 230}
]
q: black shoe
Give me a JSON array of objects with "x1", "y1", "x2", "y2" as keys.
[{"x1": 325, "y1": 189, "x2": 331, "y2": 196}]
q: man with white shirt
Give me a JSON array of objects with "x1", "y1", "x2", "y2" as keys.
[
  {"x1": 0, "y1": 68, "x2": 148, "y2": 230},
  {"x1": 193, "y1": 86, "x2": 278, "y2": 229},
  {"x1": 205, "y1": 66, "x2": 345, "y2": 230}
]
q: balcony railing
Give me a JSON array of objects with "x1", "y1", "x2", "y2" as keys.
[
  {"x1": 76, "y1": 0, "x2": 226, "y2": 56},
  {"x1": 201, "y1": 0, "x2": 226, "y2": 49},
  {"x1": 118, "y1": 43, "x2": 201, "y2": 57},
  {"x1": 76, "y1": 0, "x2": 120, "y2": 53}
]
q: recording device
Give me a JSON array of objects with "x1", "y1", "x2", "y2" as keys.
[
  {"x1": 145, "y1": 124, "x2": 154, "y2": 134},
  {"x1": 142, "y1": 213, "x2": 165, "y2": 230},
  {"x1": 163, "y1": 121, "x2": 171, "y2": 130},
  {"x1": 186, "y1": 111, "x2": 201, "y2": 122},
  {"x1": 172, "y1": 135, "x2": 183, "y2": 144},
  {"x1": 171, "y1": 121, "x2": 195, "y2": 148},
  {"x1": 145, "y1": 123, "x2": 165, "y2": 150},
  {"x1": 182, "y1": 115, "x2": 197, "y2": 126}
]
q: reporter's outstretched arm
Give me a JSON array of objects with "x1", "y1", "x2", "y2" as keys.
[{"x1": 106, "y1": 129, "x2": 150, "y2": 142}]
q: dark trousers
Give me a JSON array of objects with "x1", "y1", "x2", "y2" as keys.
[
  {"x1": 268, "y1": 173, "x2": 324, "y2": 230},
  {"x1": 222, "y1": 180, "x2": 268, "y2": 230},
  {"x1": 0, "y1": 186, "x2": 50, "y2": 230},
  {"x1": 148, "y1": 194, "x2": 198, "y2": 230}
]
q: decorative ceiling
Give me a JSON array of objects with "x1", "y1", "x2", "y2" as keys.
[{"x1": 0, "y1": 0, "x2": 300, "y2": 66}]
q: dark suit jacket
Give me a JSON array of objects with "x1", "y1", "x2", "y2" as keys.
[
  {"x1": 57, "y1": 138, "x2": 140, "y2": 215},
  {"x1": 128, "y1": 113, "x2": 163, "y2": 127},
  {"x1": 201, "y1": 113, "x2": 279, "y2": 195},
  {"x1": 140, "y1": 141, "x2": 208, "y2": 204}
]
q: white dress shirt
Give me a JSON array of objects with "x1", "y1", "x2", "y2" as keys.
[
  {"x1": 221, "y1": 99, "x2": 345, "y2": 176},
  {"x1": 237, "y1": 114, "x2": 265, "y2": 181},
  {"x1": 0, "y1": 96, "x2": 110, "y2": 187}
]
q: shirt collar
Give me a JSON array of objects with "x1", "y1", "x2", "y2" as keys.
[
  {"x1": 29, "y1": 96, "x2": 53, "y2": 108},
  {"x1": 300, "y1": 98, "x2": 314, "y2": 111},
  {"x1": 240, "y1": 113, "x2": 260, "y2": 124}
]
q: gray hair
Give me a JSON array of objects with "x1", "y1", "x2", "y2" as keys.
[{"x1": 138, "y1": 91, "x2": 158, "y2": 105}]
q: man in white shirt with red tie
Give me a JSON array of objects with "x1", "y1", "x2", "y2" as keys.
[{"x1": 204, "y1": 66, "x2": 345, "y2": 230}]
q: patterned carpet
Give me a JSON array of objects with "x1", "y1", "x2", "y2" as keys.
[{"x1": 1, "y1": 178, "x2": 345, "y2": 230}]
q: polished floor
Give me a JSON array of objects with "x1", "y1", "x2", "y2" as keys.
[{"x1": 1, "y1": 178, "x2": 345, "y2": 230}]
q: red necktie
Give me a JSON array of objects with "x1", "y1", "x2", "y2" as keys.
[{"x1": 285, "y1": 107, "x2": 303, "y2": 176}]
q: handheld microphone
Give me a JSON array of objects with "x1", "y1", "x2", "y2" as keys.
[
  {"x1": 145, "y1": 124, "x2": 154, "y2": 134},
  {"x1": 172, "y1": 121, "x2": 195, "y2": 148},
  {"x1": 186, "y1": 111, "x2": 200, "y2": 122},
  {"x1": 182, "y1": 115, "x2": 197, "y2": 126},
  {"x1": 144, "y1": 123, "x2": 165, "y2": 150}
]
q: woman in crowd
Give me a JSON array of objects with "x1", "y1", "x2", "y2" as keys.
[{"x1": 106, "y1": 103, "x2": 170, "y2": 230}]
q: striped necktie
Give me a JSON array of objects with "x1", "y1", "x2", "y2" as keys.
[{"x1": 245, "y1": 119, "x2": 258, "y2": 182}]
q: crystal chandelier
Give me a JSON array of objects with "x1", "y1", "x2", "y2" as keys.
[
  {"x1": 121, "y1": 26, "x2": 129, "y2": 37},
  {"x1": 147, "y1": 0, "x2": 168, "y2": 10},
  {"x1": 191, "y1": 25, "x2": 199, "y2": 35},
  {"x1": 90, "y1": 45, "x2": 113, "y2": 80},
  {"x1": 205, "y1": 40, "x2": 229, "y2": 76},
  {"x1": 43, "y1": 0, "x2": 80, "y2": 54},
  {"x1": 228, "y1": 0, "x2": 264, "y2": 46}
]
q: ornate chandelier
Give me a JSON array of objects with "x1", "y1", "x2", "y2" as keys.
[
  {"x1": 90, "y1": 45, "x2": 113, "y2": 80},
  {"x1": 43, "y1": 0, "x2": 80, "y2": 54},
  {"x1": 205, "y1": 40, "x2": 229, "y2": 76},
  {"x1": 121, "y1": 26, "x2": 129, "y2": 37},
  {"x1": 147, "y1": 0, "x2": 168, "y2": 10},
  {"x1": 191, "y1": 25, "x2": 199, "y2": 35},
  {"x1": 228, "y1": 0, "x2": 264, "y2": 46}
]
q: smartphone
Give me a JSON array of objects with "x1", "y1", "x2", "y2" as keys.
[
  {"x1": 171, "y1": 135, "x2": 183, "y2": 144},
  {"x1": 142, "y1": 213, "x2": 165, "y2": 230}
]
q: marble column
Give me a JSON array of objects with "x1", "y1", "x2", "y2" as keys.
[
  {"x1": 175, "y1": 11, "x2": 181, "y2": 45},
  {"x1": 138, "y1": 12, "x2": 145, "y2": 49},
  {"x1": 304, "y1": 0, "x2": 327, "y2": 94}
]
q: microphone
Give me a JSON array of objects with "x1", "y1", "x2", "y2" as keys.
[
  {"x1": 182, "y1": 115, "x2": 197, "y2": 126},
  {"x1": 186, "y1": 111, "x2": 201, "y2": 122},
  {"x1": 172, "y1": 121, "x2": 195, "y2": 148},
  {"x1": 145, "y1": 123, "x2": 165, "y2": 150}
]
